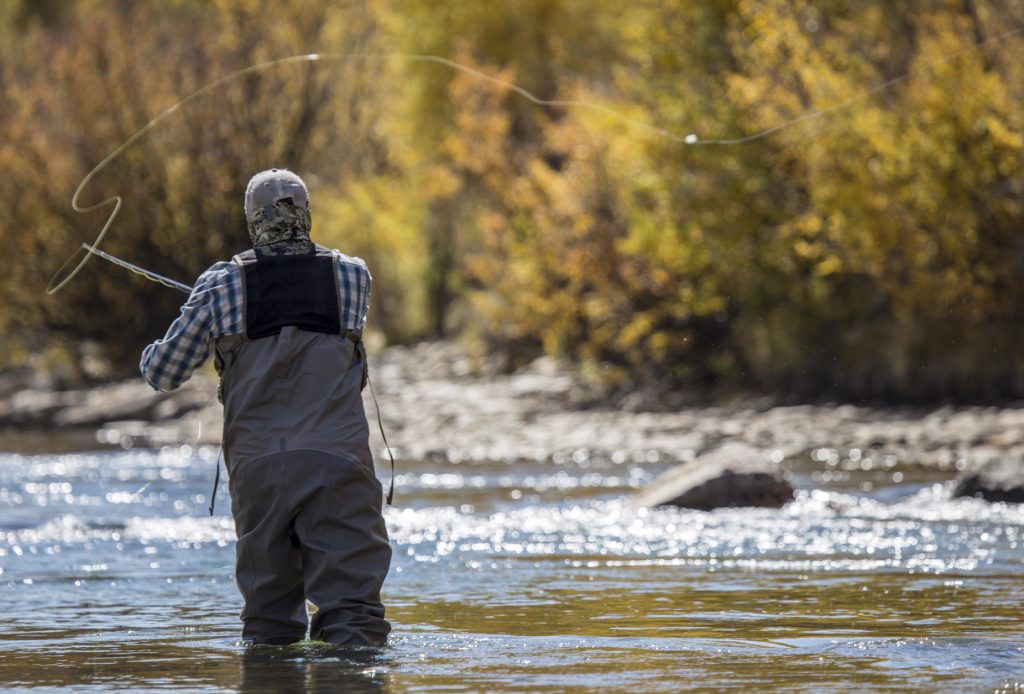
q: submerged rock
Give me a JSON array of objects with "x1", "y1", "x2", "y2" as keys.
[
  {"x1": 952, "y1": 457, "x2": 1024, "y2": 503},
  {"x1": 631, "y1": 442, "x2": 793, "y2": 510}
]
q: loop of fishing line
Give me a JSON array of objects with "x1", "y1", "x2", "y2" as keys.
[{"x1": 47, "y1": 27, "x2": 1023, "y2": 295}]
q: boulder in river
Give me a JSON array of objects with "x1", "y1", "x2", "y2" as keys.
[
  {"x1": 952, "y1": 457, "x2": 1024, "y2": 503},
  {"x1": 631, "y1": 442, "x2": 794, "y2": 510}
]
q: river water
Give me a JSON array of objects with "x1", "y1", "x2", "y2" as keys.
[{"x1": 0, "y1": 443, "x2": 1021, "y2": 692}]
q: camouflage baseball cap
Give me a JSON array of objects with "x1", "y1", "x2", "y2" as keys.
[{"x1": 244, "y1": 168, "x2": 309, "y2": 223}]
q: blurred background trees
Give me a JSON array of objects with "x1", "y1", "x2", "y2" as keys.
[{"x1": 1, "y1": 0, "x2": 1022, "y2": 400}]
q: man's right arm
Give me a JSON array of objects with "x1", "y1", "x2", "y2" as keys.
[{"x1": 139, "y1": 263, "x2": 234, "y2": 391}]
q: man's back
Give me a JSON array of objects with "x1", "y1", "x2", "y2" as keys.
[{"x1": 218, "y1": 328, "x2": 371, "y2": 467}]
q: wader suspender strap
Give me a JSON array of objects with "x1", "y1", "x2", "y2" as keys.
[
  {"x1": 366, "y1": 360, "x2": 395, "y2": 505},
  {"x1": 208, "y1": 447, "x2": 222, "y2": 516}
]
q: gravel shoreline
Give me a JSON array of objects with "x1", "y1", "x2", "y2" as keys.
[{"x1": 2, "y1": 341, "x2": 1023, "y2": 477}]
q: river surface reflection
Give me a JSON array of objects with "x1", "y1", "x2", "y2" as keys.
[{"x1": 0, "y1": 445, "x2": 1021, "y2": 691}]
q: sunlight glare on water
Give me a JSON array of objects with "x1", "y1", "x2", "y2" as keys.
[{"x1": 0, "y1": 446, "x2": 1022, "y2": 691}]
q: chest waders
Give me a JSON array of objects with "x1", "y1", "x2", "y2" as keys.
[
  {"x1": 212, "y1": 244, "x2": 392, "y2": 646},
  {"x1": 210, "y1": 246, "x2": 394, "y2": 510}
]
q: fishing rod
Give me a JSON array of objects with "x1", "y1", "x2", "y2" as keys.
[{"x1": 82, "y1": 243, "x2": 192, "y2": 294}]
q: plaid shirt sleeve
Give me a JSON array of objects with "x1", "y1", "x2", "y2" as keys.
[
  {"x1": 333, "y1": 250, "x2": 372, "y2": 330},
  {"x1": 139, "y1": 261, "x2": 242, "y2": 392}
]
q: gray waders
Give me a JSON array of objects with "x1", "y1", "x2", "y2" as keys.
[{"x1": 217, "y1": 327, "x2": 392, "y2": 646}]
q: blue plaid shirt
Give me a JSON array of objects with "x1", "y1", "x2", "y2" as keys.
[{"x1": 140, "y1": 249, "x2": 371, "y2": 392}]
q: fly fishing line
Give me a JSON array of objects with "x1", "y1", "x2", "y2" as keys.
[{"x1": 46, "y1": 23, "x2": 1023, "y2": 295}]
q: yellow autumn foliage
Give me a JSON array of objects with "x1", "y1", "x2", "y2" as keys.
[{"x1": 1, "y1": 0, "x2": 1021, "y2": 399}]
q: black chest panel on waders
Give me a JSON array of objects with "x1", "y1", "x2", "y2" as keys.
[{"x1": 235, "y1": 247, "x2": 340, "y2": 339}]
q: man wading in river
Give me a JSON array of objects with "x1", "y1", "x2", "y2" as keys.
[{"x1": 139, "y1": 168, "x2": 392, "y2": 646}]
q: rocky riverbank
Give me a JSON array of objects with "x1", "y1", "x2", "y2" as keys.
[{"x1": 2, "y1": 341, "x2": 1024, "y2": 497}]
